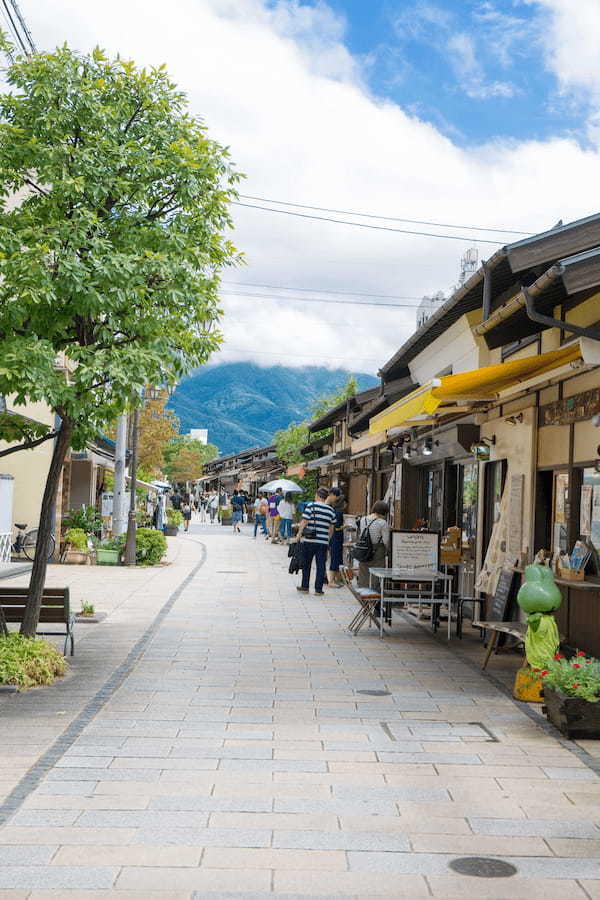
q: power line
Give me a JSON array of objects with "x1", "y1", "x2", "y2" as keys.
[
  {"x1": 232, "y1": 201, "x2": 504, "y2": 245},
  {"x1": 220, "y1": 289, "x2": 423, "y2": 309},
  {"x1": 0, "y1": 0, "x2": 29, "y2": 56},
  {"x1": 239, "y1": 194, "x2": 531, "y2": 236},
  {"x1": 221, "y1": 280, "x2": 422, "y2": 301},
  {"x1": 6, "y1": 0, "x2": 35, "y2": 53}
]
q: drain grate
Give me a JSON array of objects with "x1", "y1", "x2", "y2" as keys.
[
  {"x1": 449, "y1": 857, "x2": 517, "y2": 878},
  {"x1": 357, "y1": 689, "x2": 391, "y2": 696}
]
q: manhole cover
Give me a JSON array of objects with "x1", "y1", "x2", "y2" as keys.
[
  {"x1": 357, "y1": 689, "x2": 391, "y2": 696},
  {"x1": 449, "y1": 857, "x2": 517, "y2": 878}
]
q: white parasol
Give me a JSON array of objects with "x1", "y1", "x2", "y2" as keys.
[{"x1": 260, "y1": 478, "x2": 303, "y2": 493}]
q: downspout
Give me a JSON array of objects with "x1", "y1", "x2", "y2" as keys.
[
  {"x1": 523, "y1": 279, "x2": 600, "y2": 340},
  {"x1": 482, "y1": 261, "x2": 492, "y2": 322}
]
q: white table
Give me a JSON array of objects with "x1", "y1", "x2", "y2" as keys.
[{"x1": 368, "y1": 567, "x2": 454, "y2": 639}]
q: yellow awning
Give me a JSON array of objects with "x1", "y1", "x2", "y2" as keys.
[{"x1": 369, "y1": 342, "x2": 584, "y2": 435}]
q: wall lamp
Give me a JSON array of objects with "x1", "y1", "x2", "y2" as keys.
[
  {"x1": 505, "y1": 413, "x2": 524, "y2": 425},
  {"x1": 403, "y1": 443, "x2": 413, "y2": 460},
  {"x1": 422, "y1": 437, "x2": 439, "y2": 456},
  {"x1": 470, "y1": 435, "x2": 495, "y2": 459}
]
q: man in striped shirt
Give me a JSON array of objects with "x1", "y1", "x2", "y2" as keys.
[{"x1": 295, "y1": 487, "x2": 337, "y2": 595}]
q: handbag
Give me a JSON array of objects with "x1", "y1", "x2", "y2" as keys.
[{"x1": 303, "y1": 503, "x2": 318, "y2": 541}]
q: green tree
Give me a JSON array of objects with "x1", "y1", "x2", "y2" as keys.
[
  {"x1": 311, "y1": 376, "x2": 357, "y2": 420},
  {"x1": 138, "y1": 390, "x2": 180, "y2": 477},
  {"x1": 0, "y1": 39, "x2": 241, "y2": 634},
  {"x1": 164, "y1": 437, "x2": 218, "y2": 482}
]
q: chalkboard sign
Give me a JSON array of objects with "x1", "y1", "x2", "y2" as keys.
[
  {"x1": 392, "y1": 530, "x2": 440, "y2": 570},
  {"x1": 489, "y1": 569, "x2": 517, "y2": 622}
]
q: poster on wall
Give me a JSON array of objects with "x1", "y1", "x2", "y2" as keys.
[
  {"x1": 391, "y1": 530, "x2": 439, "y2": 571},
  {"x1": 580, "y1": 484, "x2": 593, "y2": 536},
  {"x1": 507, "y1": 474, "x2": 524, "y2": 557},
  {"x1": 592, "y1": 484, "x2": 600, "y2": 550}
]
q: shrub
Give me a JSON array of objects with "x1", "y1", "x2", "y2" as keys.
[
  {"x1": 63, "y1": 505, "x2": 101, "y2": 534},
  {"x1": 0, "y1": 634, "x2": 67, "y2": 688},
  {"x1": 80, "y1": 601, "x2": 95, "y2": 616},
  {"x1": 136, "y1": 528, "x2": 167, "y2": 566},
  {"x1": 102, "y1": 535, "x2": 125, "y2": 553},
  {"x1": 64, "y1": 528, "x2": 89, "y2": 551},
  {"x1": 540, "y1": 652, "x2": 600, "y2": 702},
  {"x1": 167, "y1": 508, "x2": 183, "y2": 527}
]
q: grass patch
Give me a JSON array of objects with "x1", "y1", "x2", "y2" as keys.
[{"x1": 0, "y1": 634, "x2": 67, "y2": 689}]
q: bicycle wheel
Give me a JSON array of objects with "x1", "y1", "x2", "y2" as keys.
[{"x1": 22, "y1": 530, "x2": 56, "y2": 562}]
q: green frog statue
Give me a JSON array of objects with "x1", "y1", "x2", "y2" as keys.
[{"x1": 517, "y1": 564, "x2": 562, "y2": 669}]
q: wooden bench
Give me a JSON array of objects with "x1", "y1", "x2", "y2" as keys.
[
  {"x1": 0, "y1": 587, "x2": 74, "y2": 656},
  {"x1": 473, "y1": 619, "x2": 527, "y2": 669}
]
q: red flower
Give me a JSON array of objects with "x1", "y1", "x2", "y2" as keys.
[
  {"x1": 578, "y1": 651, "x2": 586, "y2": 657},
  {"x1": 572, "y1": 683, "x2": 580, "y2": 690},
  {"x1": 572, "y1": 663, "x2": 581, "y2": 669},
  {"x1": 540, "y1": 670, "x2": 550, "y2": 676},
  {"x1": 586, "y1": 660, "x2": 593, "y2": 664},
  {"x1": 553, "y1": 653, "x2": 563, "y2": 660}
]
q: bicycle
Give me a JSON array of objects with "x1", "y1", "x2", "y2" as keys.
[{"x1": 11, "y1": 523, "x2": 56, "y2": 562}]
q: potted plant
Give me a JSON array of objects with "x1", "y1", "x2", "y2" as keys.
[
  {"x1": 220, "y1": 505, "x2": 233, "y2": 526},
  {"x1": 63, "y1": 528, "x2": 92, "y2": 565},
  {"x1": 164, "y1": 508, "x2": 183, "y2": 536},
  {"x1": 96, "y1": 535, "x2": 123, "y2": 566},
  {"x1": 541, "y1": 653, "x2": 600, "y2": 738}
]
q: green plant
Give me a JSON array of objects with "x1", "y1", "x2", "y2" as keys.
[
  {"x1": 0, "y1": 634, "x2": 67, "y2": 688},
  {"x1": 219, "y1": 506, "x2": 232, "y2": 518},
  {"x1": 64, "y1": 528, "x2": 89, "y2": 552},
  {"x1": 0, "y1": 38, "x2": 241, "y2": 636},
  {"x1": 136, "y1": 528, "x2": 167, "y2": 566},
  {"x1": 80, "y1": 601, "x2": 95, "y2": 617},
  {"x1": 167, "y1": 508, "x2": 183, "y2": 527},
  {"x1": 63, "y1": 506, "x2": 101, "y2": 535},
  {"x1": 102, "y1": 535, "x2": 125, "y2": 553},
  {"x1": 541, "y1": 652, "x2": 600, "y2": 702}
]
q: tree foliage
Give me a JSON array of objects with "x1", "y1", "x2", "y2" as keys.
[
  {"x1": 138, "y1": 391, "x2": 180, "y2": 477},
  {"x1": 164, "y1": 436, "x2": 218, "y2": 482},
  {"x1": 0, "y1": 38, "x2": 242, "y2": 633}
]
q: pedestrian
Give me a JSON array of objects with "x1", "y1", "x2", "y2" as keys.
[
  {"x1": 253, "y1": 493, "x2": 269, "y2": 538},
  {"x1": 356, "y1": 501, "x2": 390, "y2": 587},
  {"x1": 171, "y1": 489, "x2": 182, "y2": 511},
  {"x1": 278, "y1": 492, "x2": 295, "y2": 543},
  {"x1": 268, "y1": 491, "x2": 280, "y2": 542},
  {"x1": 208, "y1": 491, "x2": 219, "y2": 523},
  {"x1": 231, "y1": 490, "x2": 246, "y2": 534},
  {"x1": 295, "y1": 487, "x2": 337, "y2": 595},
  {"x1": 200, "y1": 492, "x2": 208, "y2": 522},
  {"x1": 182, "y1": 501, "x2": 192, "y2": 532},
  {"x1": 326, "y1": 487, "x2": 345, "y2": 587}
]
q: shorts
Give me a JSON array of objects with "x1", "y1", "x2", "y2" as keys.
[{"x1": 232, "y1": 510, "x2": 243, "y2": 523}]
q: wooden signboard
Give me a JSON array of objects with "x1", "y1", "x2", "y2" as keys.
[
  {"x1": 392, "y1": 530, "x2": 439, "y2": 571},
  {"x1": 488, "y1": 568, "x2": 518, "y2": 622},
  {"x1": 541, "y1": 389, "x2": 600, "y2": 426}
]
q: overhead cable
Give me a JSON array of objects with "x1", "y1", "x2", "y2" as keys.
[
  {"x1": 220, "y1": 289, "x2": 424, "y2": 309},
  {"x1": 239, "y1": 194, "x2": 532, "y2": 236},
  {"x1": 221, "y1": 279, "x2": 421, "y2": 301},
  {"x1": 232, "y1": 201, "x2": 504, "y2": 245}
]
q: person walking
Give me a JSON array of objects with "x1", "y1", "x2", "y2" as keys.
[
  {"x1": 182, "y1": 501, "x2": 192, "y2": 533},
  {"x1": 268, "y1": 491, "x2": 280, "y2": 542},
  {"x1": 199, "y1": 492, "x2": 208, "y2": 522},
  {"x1": 208, "y1": 492, "x2": 219, "y2": 523},
  {"x1": 356, "y1": 501, "x2": 390, "y2": 587},
  {"x1": 326, "y1": 488, "x2": 345, "y2": 587},
  {"x1": 278, "y1": 492, "x2": 296, "y2": 543},
  {"x1": 295, "y1": 487, "x2": 337, "y2": 595},
  {"x1": 231, "y1": 490, "x2": 246, "y2": 534},
  {"x1": 253, "y1": 494, "x2": 269, "y2": 538}
]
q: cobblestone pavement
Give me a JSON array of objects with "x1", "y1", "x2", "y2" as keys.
[{"x1": 2, "y1": 524, "x2": 600, "y2": 898}]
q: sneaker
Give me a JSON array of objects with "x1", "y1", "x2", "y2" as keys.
[
  {"x1": 314, "y1": 590, "x2": 324, "y2": 595},
  {"x1": 296, "y1": 587, "x2": 309, "y2": 593}
]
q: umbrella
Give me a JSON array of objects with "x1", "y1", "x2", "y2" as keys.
[{"x1": 260, "y1": 478, "x2": 303, "y2": 493}]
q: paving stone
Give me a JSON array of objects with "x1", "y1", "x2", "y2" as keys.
[
  {"x1": 116, "y1": 866, "x2": 272, "y2": 891},
  {"x1": 52, "y1": 844, "x2": 203, "y2": 866},
  {"x1": 470, "y1": 817, "x2": 600, "y2": 838},
  {"x1": 273, "y1": 829, "x2": 410, "y2": 851},
  {"x1": 0, "y1": 867, "x2": 118, "y2": 889},
  {"x1": 0, "y1": 845, "x2": 56, "y2": 865},
  {"x1": 201, "y1": 847, "x2": 347, "y2": 869},
  {"x1": 135, "y1": 826, "x2": 272, "y2": 847}
]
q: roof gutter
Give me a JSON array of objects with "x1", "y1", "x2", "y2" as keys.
[
  {"x1": 523, "y1": 277, "x2": 600, "y2": 340},
  {"x1": 474, "y1": 264, "x2": 563, "y2": 337}
]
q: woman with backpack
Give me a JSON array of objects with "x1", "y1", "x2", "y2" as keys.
[{"x1": 355, "y1": 501, "x2": 390, "y2": 587}]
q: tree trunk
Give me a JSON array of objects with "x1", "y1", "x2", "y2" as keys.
[{"x1": 20, "y1": 419, "x2": 73, "y2": 637}]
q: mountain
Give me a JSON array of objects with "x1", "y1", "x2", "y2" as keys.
[{"x1": 168, "y1": 362, "x2": 378, "y2": 456}]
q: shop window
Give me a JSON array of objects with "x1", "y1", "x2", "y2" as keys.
[
  {"x1": 580, "y1": 467, "x2": 600, "y2": 552},
  {"x1": 483, "y1": 459, "x2": 507, "y2": 556},
  {"x1": 552, "y1": 471, "x2": 569, "y2": 556},
  {"x1": 458, "y1": 462, "x2": 478, "y2": 545}
]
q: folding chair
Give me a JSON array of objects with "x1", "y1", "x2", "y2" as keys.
[{"x1": 341, "y1": 566, "x2": 387, "y2": 635}]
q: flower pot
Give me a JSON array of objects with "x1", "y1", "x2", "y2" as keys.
[
  {"x1": 95, "y1": 548, "x2": 120, "y2": 566},
  {"x1": 543, "y1": 686, "x2": 600, "y2": 739},
  {"x1": 63, "y1": 549, "x2": 91, "y2": 565},
  {"x1": 164, "y1": 525, "x2": 179, "y2": 537},
  {"x1": 220, "y1": 517, "x2": 232, "y2": 526}
]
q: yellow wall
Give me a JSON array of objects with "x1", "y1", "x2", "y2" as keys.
[{"x1": 0, "y1": 399, "x2": 56, "y2": 531}]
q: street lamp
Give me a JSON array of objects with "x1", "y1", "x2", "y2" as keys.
[{"x1": 123, "y1": 385, "x2": 163, "y2": 566}]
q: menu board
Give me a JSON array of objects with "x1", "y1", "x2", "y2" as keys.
[{"x1": 391, "y1": 530, "x2": 439, "y2": 571}]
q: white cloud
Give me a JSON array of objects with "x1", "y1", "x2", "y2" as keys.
[
  {"x1": 16, "y1": 0, "x2": 600, "y2": 376},
  {"x1": 447, "y1": 32, "x2": 515, "y2": 99}
]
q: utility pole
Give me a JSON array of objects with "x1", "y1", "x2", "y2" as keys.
[
  {"x1": 112, "y1": 413, "x2": 128, "y2": 535},
  {"x1": 123, "y1": 406, "x2": 139, "y2": 566}
]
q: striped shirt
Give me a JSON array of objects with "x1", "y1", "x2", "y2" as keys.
[{"x1": 302, "y1": 501, "x2": 336, "y2": 545}]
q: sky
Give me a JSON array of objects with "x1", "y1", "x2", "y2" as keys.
[{"x1": 11, "y1": 0, "x2": 600, "y2": 374}]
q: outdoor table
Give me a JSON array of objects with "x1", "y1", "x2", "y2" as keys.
[{"x1": 368, "y1": 567, "x2": 454, "y2": 639}]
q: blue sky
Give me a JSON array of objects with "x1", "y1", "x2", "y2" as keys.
[{"x1": 316, "y1": 0, "x2": 585, "y2": 146}]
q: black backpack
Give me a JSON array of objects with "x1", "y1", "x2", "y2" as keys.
[{"x1": 353, "y1": 519, "x2": 375, "y2": 562}]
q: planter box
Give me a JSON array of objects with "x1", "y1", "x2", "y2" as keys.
[
  {"x1": 63, "y1": 549, "x2": 91, "y2": 565},
  {"x1": 96, "y1": 548, "x2": 120, "y2": 566},
  {"x1": 164, "y1": 525, "x2": 179, "y2": 537},
  {"x1": 220, "y1": 517, "x2": 232, "y2": 526},
  {"x1": 543, "y1": 686, "x2": 600, "y2": 739}
]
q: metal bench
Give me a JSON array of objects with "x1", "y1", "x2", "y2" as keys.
[{"x1": 0, "y1": 587, "x2": 75, "y2": 656}]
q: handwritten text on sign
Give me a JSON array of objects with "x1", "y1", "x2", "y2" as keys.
[{"x1": 392, "y1": 530, "x2": 439, "y2": 570}]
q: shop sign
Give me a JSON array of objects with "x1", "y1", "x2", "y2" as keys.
[
  {"x1": 391, "y1": 530, "x2": 439, "y2": 570},
  {"x1": 101, "y1": 492, "x2": 114, "y2": 517},
  {"x1": 541, "y1": 389, "x2": 600, "y2": 426}
]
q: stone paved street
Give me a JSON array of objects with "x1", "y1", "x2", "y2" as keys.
[{"x1": 2, "y1": 524, "x2": 600, "y2": 898}]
